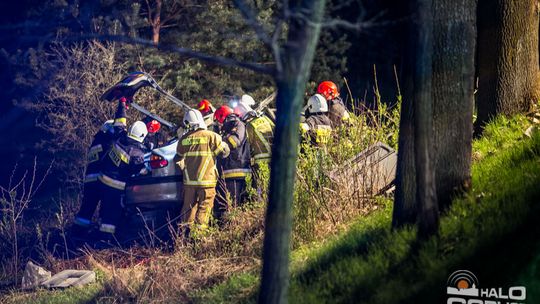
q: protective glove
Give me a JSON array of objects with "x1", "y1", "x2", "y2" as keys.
[{"x1": 119, "y1": 96, "x2": 131, "y2": 109}]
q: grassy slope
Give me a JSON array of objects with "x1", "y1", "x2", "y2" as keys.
[
  {"x1": 198, "y1": 115, "x2": 540, "y2": 303},
  {"x1": 4, "y1": 115, "x2": 539, "y2": 303}
]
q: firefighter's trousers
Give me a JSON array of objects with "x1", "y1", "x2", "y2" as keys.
[
  {"x1": 75, "y1": 180, "x2": 102, "y2": 226},
  {"x1": 181, "y1": 186, "x2": 216, "y2": 230},
  {"x1": 214, "y1": 178, "x2": 247, "y2": 221},
  {"x1": 99, "y1": 183, "x2": 124, "y2": 233}
]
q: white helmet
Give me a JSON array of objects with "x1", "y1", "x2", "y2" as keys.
[
  {"x1": 183, "y1": 109, "x2": 207, "y2": 130},
  {"x1": 241, "y1": 94, "x2": 256, "y2": 106},
  {"x1": 307, "y1": 94, "x2": 328, "y2": 113},
  {"x1": 128, "y1": 121, "x2": 148, "y2": 143},
  {"x1": 101, "y1": 119, "x2": 114, "y2": 133},
  {"x1": 234, "y1": 102, "x2": 256, "y2": 120}
]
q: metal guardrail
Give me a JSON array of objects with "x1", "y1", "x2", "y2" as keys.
[{"x1": 328, "y1": 142, "x2": 397, "y2": 196}]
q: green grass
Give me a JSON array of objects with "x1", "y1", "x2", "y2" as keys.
[
  {"x1": 1, "y1": 283, "x2": 103, "y2": 304},
  {"x1": 197, "y1": 114, "x2": 540, "y2": 303},
  {"x1": 7, "y1": 115, "x2": 539, "y2": 303},
  {"x1": 191, "y1": 272, "x2": 259, "y2": 304}
]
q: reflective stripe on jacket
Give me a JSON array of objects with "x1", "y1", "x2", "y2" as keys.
[
  {"x1": 177, "y1": 129, "x2": 230, "y2": 187},
  {"x1": 98, "y1": 173, "x2": 126, "y2": 190},
  {"x1": 84, "y1": 173, "x2": 100, "y2": 183},
  {"x1": 246, "y1": 115, "x2": 274, "y2": 163},
  {"x1": 222, "y1": 168, "x2": 252, "y2": 179}
]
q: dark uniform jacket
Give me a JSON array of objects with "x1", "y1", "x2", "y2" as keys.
[
  {"x1": 85, "y1": 130, "x2": 116, "y2": 183},
  {"x1": 328, "y1": 97, "x2": 350, "y2": 128},
  {"x1": 301, "y1": 113, "x2": 333, "y2": 145},
  {"x1": 219, "y1": 114, "x2": 251, "y2": 179},
  {"x1": 99, "y1": 135, "x2": 148, "y2": 190},
  {"x1": 85, "y1": 101, "x2": 127, "y2": 183}
]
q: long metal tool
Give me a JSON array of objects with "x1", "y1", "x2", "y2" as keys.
[
  {"x1": 101, "y1": 71, "x2": 192, "y2": 110},
  {"x1": 143, "y1": 75, "x2": 192, "y2": 111},
  {"x1": 254, "y1": 92, "x2": 276, "y2": 114},
  {"x1": 131, "y1": 102, "x2": 176, "y2": 129},
  {"x1": 101, "y1": 72, "x2": 191, "y2": 129}
]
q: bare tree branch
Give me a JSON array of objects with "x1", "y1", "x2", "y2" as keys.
[
  {"x1": 145, "y1": 0, "x2": 155, "y2": 26},
  {"x1": 75, "y1": 34, "x2": 276, "y2": 75},
  {"x1": 161, "y1": 1, "x2": 183, "y2": 25},
  {"x1": 289, "y1": 9, "x2": 393, "y2": 32},
  {"x1": 232, "y1": 0, "x2": 272, "y2": 46},
  {"x1": 331, "y1": 0, "x2": 357, "y2": 11}
]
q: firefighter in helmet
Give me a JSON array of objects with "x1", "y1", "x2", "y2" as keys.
[
  {"x1": 213, "y1": 105, "x2": 251, "y2": 221},
  {"x1": 143, "y1": 117, "x2": 165, "y2": 150},
  {"x1": 197, "y1": 99, "x2": 216, "y2": 129},
  {"x1": 71, "y1": 99, "x2": 129, "y2": 237},
  {"x1": 300, "y1": 94, "x2": 333, "y2": 146},
  {"x1": 317, "y1": 81, "x2": 350, "y2": 128},
  {"x1": 97, "y1": 120, "x2": 149, "y2": 239},
  {"x1": 233, "y1": 96, "x2": 275, "y2": 197},
  {"x1": 176, "y1": 109, "x2": 230, "y2": 236}
]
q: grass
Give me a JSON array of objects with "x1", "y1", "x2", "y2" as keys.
[
  {"x1": 4, "y1": 112, "x2": 538, "y2": 303},
  {"x1": 196, "y1": 113, "x2": 540, "y2": 303},
  {"x1": 2, "y1": 282, "x2": 104, "y2": 304}
]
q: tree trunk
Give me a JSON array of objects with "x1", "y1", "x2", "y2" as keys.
[
  {"x1": 413, "y1": 0, "x2": 438, "y2": 237},
  {"x1": 152, "y1": 0, "x2": 162, "y2": 45},
  {"x1": 393, "y1": 0, "x2": 418, "y2": 228},
  {"x1": 432, "y1": 0, "x2": 476, "y2": 210},
  {"x1": 258, "y1": 1, "x2": 326, "y2": 304},
  {"x1": 393, "y1": 0, "x2": 438, "y2": 234},
  {"x1": 475, "y1": 0, "x2": 540, "y2": 134},
  {"x1": 393, "y1": 86, "x2": 418, "y2": 228},
  {"x1": 152, "y1": 25, "x2": 160, "y2": 45}
]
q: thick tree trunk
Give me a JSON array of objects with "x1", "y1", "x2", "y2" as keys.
[
  {"x1": 393, "y1": 0, "x2": 438, "y2": 234},
  {"x1": 413, "y1": 0, "x2": 438, "y2": 237},
  {"x1": 258, "y1": 1, "x2": 326, "y2": 304},
  {"x1": 475, "y1": 0, "x2": 540, "y2": 134},
  {"x1": 393, "y1": 86, "x2": 418, "y2": 228},
  {"x1": 432, "y1": 0, "x2": 476, "y2": 210}
]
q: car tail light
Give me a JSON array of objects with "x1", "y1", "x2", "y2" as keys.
[{"x1": 149, "y1": 154, "x2": 168, "y2": 169}]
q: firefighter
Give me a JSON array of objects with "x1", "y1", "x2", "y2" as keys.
[
  {"x1": 300, "y1": 94, "x2": 333, "y2": 146},
  {"x1": 234, "y1": 100, "x2": 274, "y2": 197},
  {"x1": 143, "y1": 117, "x2": 165, "y2": 150},
  {"x1": 234, "y1": 101, "x2": 274, "y2": 164},
  {"x1": 72, "y1": 99, "x2": 128, "y2": 236},
  {"x1": 98, "y1": 120, "x2": 149, "y2": 239},
  {"x1": 213, "y1": 105, "x2": 251, "y2": 221},
  {"x1": 317, "y1": 81, "x2": 350, "y2": 128},
  {"x1": 176, "y1": 109, "x2": 230, "y2": 236},
  {"x1": 197, "y1": 99, "x2": 216, "y2": 128}
]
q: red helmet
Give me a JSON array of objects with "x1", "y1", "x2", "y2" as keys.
[
  {"x1": 197, "y1": 99, "x2": 213, "y2": 116},
  {"x1": 146, "y1": 119, "x2": 161, "y2": 133},
  {"x1": 317, "y1": 81, "x2": 339, "y2": 100},
  {"x1": 214, "y1": 105, "x2": 233, "y2": 124}
]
